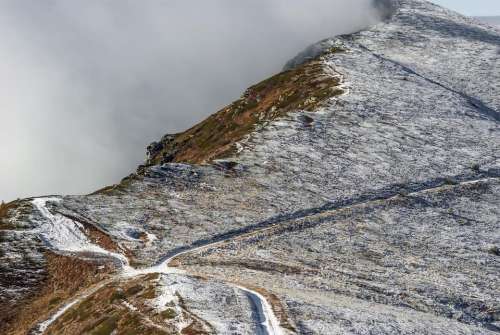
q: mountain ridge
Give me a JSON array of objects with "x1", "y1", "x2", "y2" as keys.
[{"x1": 1, "y1": 0, "x2": 499, "y2": 334}]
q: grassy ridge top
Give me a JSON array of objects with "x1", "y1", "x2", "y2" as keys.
[{"x1": 145, "y1": 53, "x2": 344, "y2": 167}]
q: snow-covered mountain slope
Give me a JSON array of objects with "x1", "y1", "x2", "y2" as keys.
[
  {"x1": 1, "y1": 0, "x2": 499, "y2": 334},
  {"x1": 477, "y1": 16, "x2": 500, "y2": 29}
]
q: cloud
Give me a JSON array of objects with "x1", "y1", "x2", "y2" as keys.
[{"x1": 0, "y1": 0, "x2": 383, "y2": 201}]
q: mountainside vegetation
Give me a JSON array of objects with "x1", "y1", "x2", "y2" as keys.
[{"x1": 145, "y1": 54, "x2": 344, "y2": 166}]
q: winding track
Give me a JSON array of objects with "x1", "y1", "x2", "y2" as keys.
[
  {"x1": 31, "y1": 172, "x2": 499, "y2": 334},
  {"x1": 30, "y1": 199, "x2": 284, "y2": 335}
]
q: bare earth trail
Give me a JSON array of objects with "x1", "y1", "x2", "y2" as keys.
[
  {"x1": 153, "y1": 169, "x2": 500, "y2": 264},
  {"x1": 31, "y1": 198, "x2": 284, "y2": 335},
  {"x1": 31, "y1": 171, "x2": 499, "y2": 334}
]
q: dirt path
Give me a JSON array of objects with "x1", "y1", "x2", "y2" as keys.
[
  {"x1": 31, "y1": 173, "x2": 498, "y2": 334},
  {"x1": 31, "y1": 198, "x2": 284, "y2": 335}
]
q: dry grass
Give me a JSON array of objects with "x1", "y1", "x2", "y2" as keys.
[
  {"x1": 0, "y1": 252, "x2": 114, "y2": 335},
  {"x1": 181, "y1": 321, "x2": 211, "y2": 335},
  {"x1": 146, "y1": 58, "x2": 343, "y2": 166},
  {"x1": 0, "y1": 200, "x2": 18, "y2": 230},
  {"x1": 89, "y1": 174, "x2": 139, "y2": 196},
  {"x1": 45, "y1": 274, "x2": 172, "y2": 335}
]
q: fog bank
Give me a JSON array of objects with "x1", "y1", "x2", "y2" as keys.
[{"x1": 0, "y1": 0, "x2": 384, "y2": 201}]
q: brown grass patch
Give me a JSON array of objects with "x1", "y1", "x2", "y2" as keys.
[
  {"x1": 45, "y1": 274, "x2": 173, "y2": 335},
  {"x1": 145, "y1": 57, "x2": 343, "y2": 166},
  {"x1": 89, "y1": 174, "x2": 139, "y2": 196},
  {"x1": 0, "y1": 252, "x2": 113, "y2": 335},
  {"x1": 181, "y1": 321, "x2": 211, "y2": 335},
  {"x1": 0, "y1": 200, "x2": 18, "y2": 230}
]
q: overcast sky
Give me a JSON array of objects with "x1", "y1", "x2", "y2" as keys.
[
  {"x1": 0, "y1": 0, "x2": 383, "y2": 202},
  {"x1": 431, "y1": 0, "x2": 500, "y2": 16}
]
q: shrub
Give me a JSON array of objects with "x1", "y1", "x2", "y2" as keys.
[
  {"x1": 444, "y1": 178, "x2": 458, "y2": 186},
  {"x1": 90, "y1": 316, "x2": 118, "y2": 335},
  {"x1": 0, "y1": 200, "x2": 18, "y2": 230},
  {"x1": 125, "y1": 285, "x2": 143, "y2": 297},
  {"x1": 160, "y1": 308, "x2": 177, "y2": 320},
  {"x1": 109, "y1": 290, "x2": 126, "y2": 303}
]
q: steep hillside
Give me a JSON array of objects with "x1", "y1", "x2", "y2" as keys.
[{"x1": 1, "y1": 0, "x2": 499, "y2": 334}]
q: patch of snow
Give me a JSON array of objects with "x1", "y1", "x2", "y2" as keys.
[
  {"x1": 146, "y1": 232, "x2": 157, "y2": 242},
  {"x1": 32, "y1": 197, "x2": 130, "y2": 268},
  {"x1": 122, "y1": 301, "x2": 138, "y2": 312}
]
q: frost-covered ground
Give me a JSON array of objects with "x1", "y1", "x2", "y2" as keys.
[
  {"x1": 1, "y1": 0, "x2": 499, "y2": 334},
  {"x1": 26, "y1": 199, "x2": 284, "y2": 335}
]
